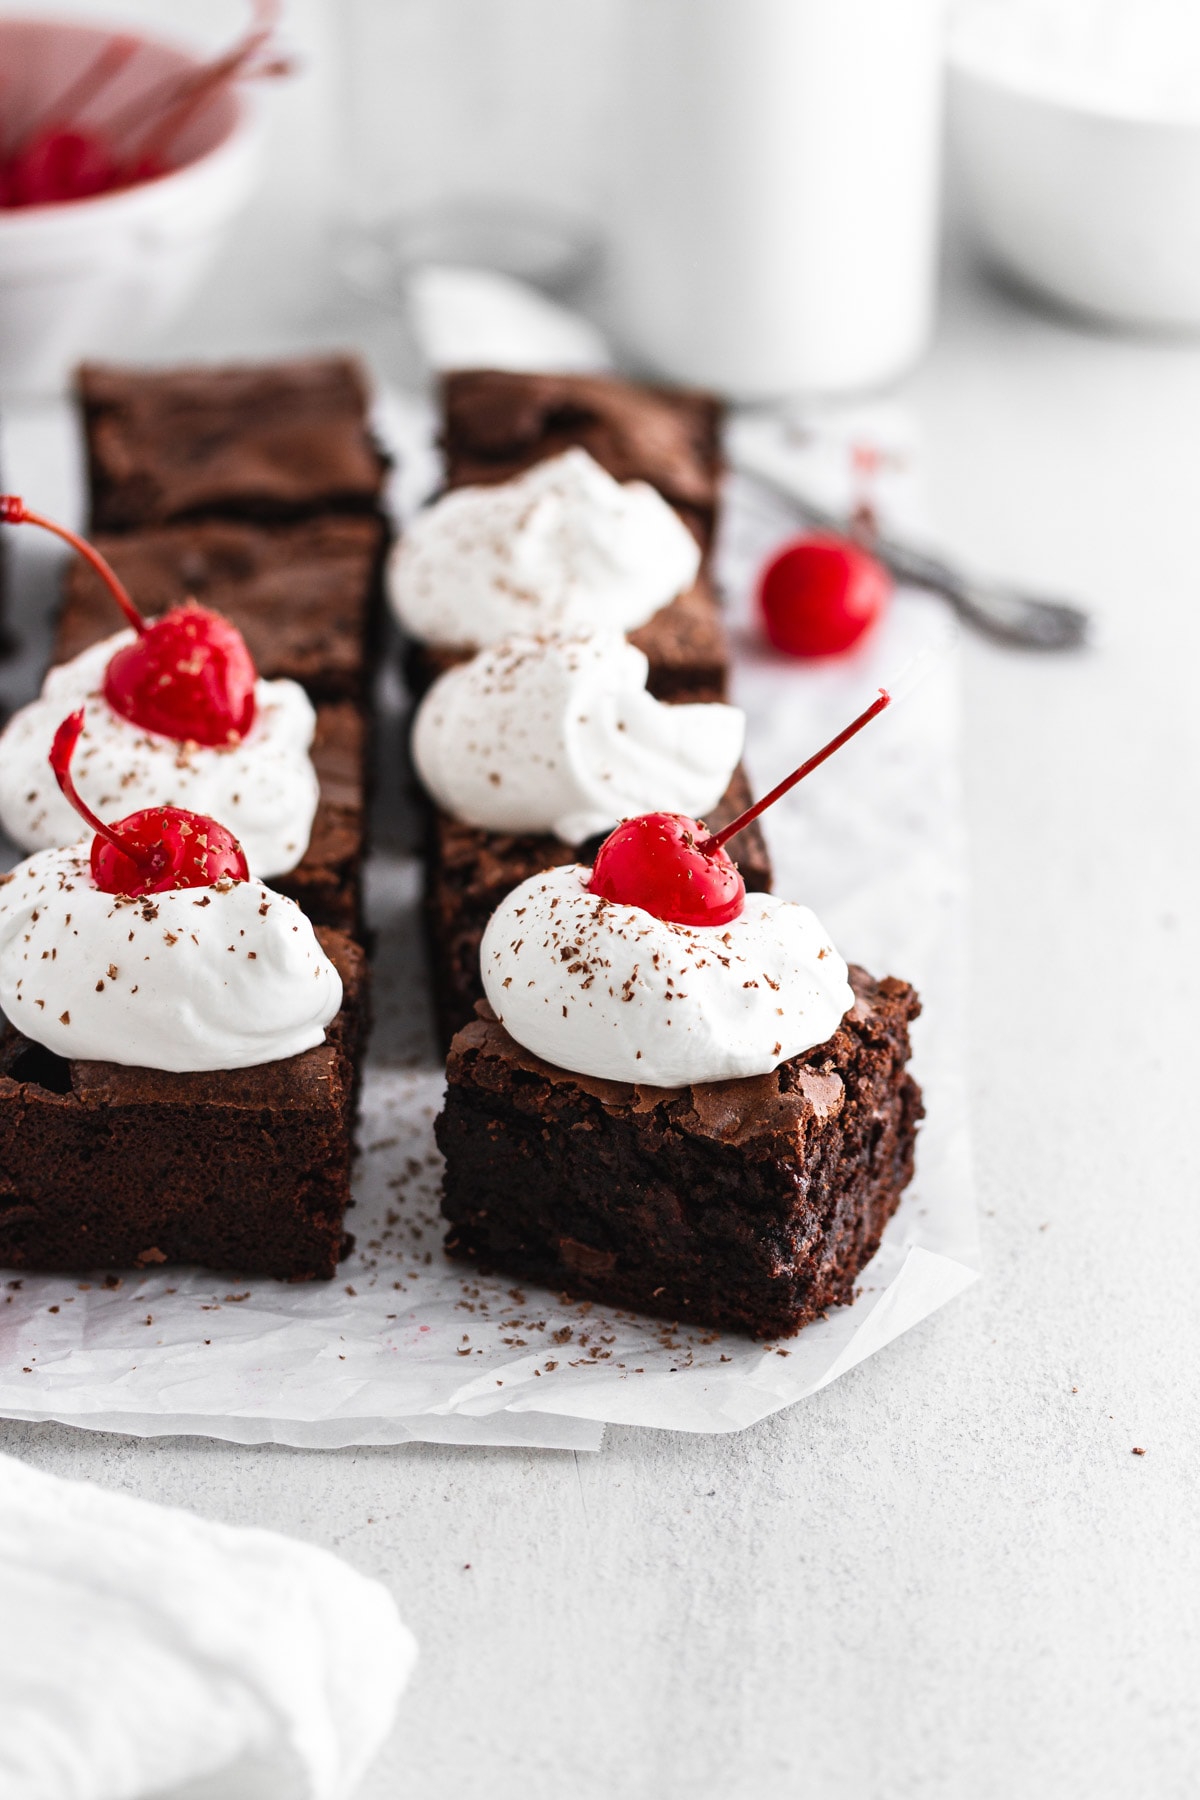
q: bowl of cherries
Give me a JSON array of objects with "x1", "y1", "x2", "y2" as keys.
[{"x1": 0, "y1": 4, "x2": 285, "y2": 396}]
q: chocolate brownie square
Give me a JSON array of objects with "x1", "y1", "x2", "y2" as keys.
[
  {"x1": 80, "y1": 357, "x2": 388, "y2": 530},
  {"x1": 402, "y1": 370, "x2": 730, "y2": 705},
  {"x1": 0, "y1": 929, "x2": 367, "y2": 1282},
  {"x1": 438, "y1": 967, "x2": 923, "y2": 1339},
  {"x1": 423, "y1": 765, "x2": 773, "y2": 1048},
  {"x1": 54, "y1": 516, "x2": 388, "y2": 705},
  {"x1": 441, "y1": 369, "x2": 723, "y2": 552}
]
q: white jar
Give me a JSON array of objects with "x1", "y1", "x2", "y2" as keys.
[{"x1": 606, "y1": 0, "x2": 948, "y2": 400}]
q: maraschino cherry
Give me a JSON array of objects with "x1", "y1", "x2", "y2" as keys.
[
  {"x1": 589, "y1": 690, "x2": 891, "y2": 928},
  {"x1": 0, "y1": 4, "x2": 288, "y2": 211},
  {"x1": 50, "y1": 709, "x2": 248, "y2": 898},
  {"x1": 0, "y1": 496, "x2": 256, "y2": 746},
  {"x1": 758, "y1": 534, "x2": 891, "y2": 659}
]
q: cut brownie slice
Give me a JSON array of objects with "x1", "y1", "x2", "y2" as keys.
[
  {"x1": 0, "y1": 929, "x2": 367, "y2": 1282},
  {"x1": 80, "y1": 356, "x2": 388, "y2": 530},
  {"x1": 54, "y1": 516, "x2": 388, "y2": 705},
  {"x1": 437, "y1": 967, "x2": 922, "y2": 1340},
  {"x1": 441, "y1": 369, "x2": 723, "y2": 552},
  {"x1": 423, "y1": 765, "x2": 773, "y2": 1048},
  {"x1": 403, "y1": 369, "x2": 730, "y2": 705}
]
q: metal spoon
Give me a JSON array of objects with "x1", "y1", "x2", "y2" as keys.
[{"x1": 732, "y1": 454, "x2": 1091, "y2": 651}]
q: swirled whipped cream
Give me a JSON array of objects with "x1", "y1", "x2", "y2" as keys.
[
  {"x1": 0, "y1": 843, "x2": 342, "y2": 1071},
  {"x1": 413, "y1": 632, "x2": 745, "y2": 842},
  {"x1": 0, "y1": 633, "x2": 320, "y2": 879},
  {"x1": 481, "y1": 865, "x2": 854, "y2": 1087},
  {"x1": 389, "y1": 447, "x2": 702, "y2": 647}
]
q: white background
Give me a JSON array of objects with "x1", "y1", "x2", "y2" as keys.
[{"x1": 3, "y1": 3, "x2": 1200, "y2": 1796}]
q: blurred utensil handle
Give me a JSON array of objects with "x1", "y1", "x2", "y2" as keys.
[{"x1": 733, "y1": 455, "x2": 1091, "y2": 651}]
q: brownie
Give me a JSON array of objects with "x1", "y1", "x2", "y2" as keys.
[
  {"x1": 276, "y1": 702, "x2": 367, "y2": 937},
  {"x1": 53, "y1": 516, "x2": 388, "y2": 705},
  {"x1": 437, "y1": 967, "x2": 922, "y2": 1340},
  {"x1": 47, "y1": 576, "x2": 368, "y2": 936},
  {"x1": 401, "y1": 369, "x2": 731, "y2": 706},
  {"x1": 404, "y1": 575, "x2": 730, "y2": 707},
  {"x1": 441, "y1": 369, "x2": 723, "y2": 551},
  {"x1": 424, "y1": 765, "x2": 774, "y2": 1048},
  {"x1": 0, "y1": 929, "x2": 367, "y2": 1282},
  {"x1": 80, "y1": 357, "x2": 388, "y2": 530}
]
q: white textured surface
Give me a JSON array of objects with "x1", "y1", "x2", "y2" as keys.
[{"x1": 0, "y1": 21, "x2": 1198, "y2": 1781}]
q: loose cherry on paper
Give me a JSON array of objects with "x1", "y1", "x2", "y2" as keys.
[
  {"x1": 50, "y1": 710, "x2": 249, "y2": 898},
  {"x1": 0, "y1": 496, "x2": 256, "y2": 746},
  {"x1": 758, "y1": 534, "x2": 892, "y2": 659},
  {"x1": 588, "y1": 691, "x2": 891, "y2": 928}
]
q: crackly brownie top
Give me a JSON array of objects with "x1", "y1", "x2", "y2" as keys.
[
  {"x1": 441, "y1": 370, "x2": 722, "y2": 519},
  {"x1": 80, "y1": 357, "x2": 387, "y2": 528},
  {"x1": 448, "y1": 965, "x2": 920, "y2": 1152},
  {"x1": 56, "y1": 516, "x2": 384, "y2": 692}
]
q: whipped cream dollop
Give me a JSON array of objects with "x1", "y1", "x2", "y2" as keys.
[
  {"x1": 481, "y1": 865, "x2": 854, "y2": 1087},
  {"x1": 413, "y1": 631, "x2": 745, "y2": 842},
  {"x1": 0, "y1": 633, "x2": 320, "y2": 879},
  {"x1": 0, "y1": 843, "x2": 342, "y2": 1072},
  {"x1": 389, "y1": 447, "x2": 702, "y2": 647}
]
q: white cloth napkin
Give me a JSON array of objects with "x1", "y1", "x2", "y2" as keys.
[{"x1": 0, "y1": 1454, "x2": 416, "y2": 1800}]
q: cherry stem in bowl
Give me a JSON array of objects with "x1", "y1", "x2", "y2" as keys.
[
  {"x1": 21, "y1": 35, "x2": 139, "y2": 147},
  {"x1": 49, "y1": 709, "x2": 153, "y2": 869},
  {"x1": 700, "y1": 689, "x2": 891, "y2": 853},
  {"x1": 0, "y1": 496, "x2": 144, "y2": 636},
  {"x1": 112, "y1": 0, "x2": 285, "y2": 167}
]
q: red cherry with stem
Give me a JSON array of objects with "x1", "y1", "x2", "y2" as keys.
[
  {"x1": 0, "y1": 497, "x2": 256, "y2": 746},
  {"x1": 50, "y1": 710, "x2": 248, "y2": 898},
  {"x1": 104, "y1": 600, "x2": 257, "y2": 744},
  {"x1": 588, "y1": 691, "x2": 891, "y2": 927},
  {"x1": 758, "y1": 533, "x2": 891, "y2": 659},
  {"x1": 590, "y1": 813, "x2": 746, "y2": 928}
]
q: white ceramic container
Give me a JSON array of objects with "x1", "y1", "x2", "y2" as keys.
[
  {"x1": 0, "y1": 18, "x2": 261, "y2": 397},
  {"x1": 606, "y1": 0, "x2": 948, "y2": 400},
  {"x1": 950, "y1": 54, "x2": 1200, "y2": 331}
]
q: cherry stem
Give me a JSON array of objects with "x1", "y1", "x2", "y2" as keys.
[
  {"x1": 10, "y1": 35, "x2": 139, "y2": 156},
  {"x1": 49, "y1": 710, "x2": 154, "y2": 868},
  {"x1": 115, "y1": 0, "x2": 284, "y2": 167},
  {"x1": 0, "y1": 496, "x2": 144, "y2": 635},
  {"x1": 701, "y1": 690, "x2": 892, "y2": 853}
]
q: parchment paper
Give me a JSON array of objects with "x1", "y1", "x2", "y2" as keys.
[{"x1": 0, "y1": 396, "x2": 977, "y2": 1451}]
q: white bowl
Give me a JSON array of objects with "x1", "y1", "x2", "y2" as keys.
[
  {"x1": 950, "y1": 57, "x2": 1200, "y2": 332},
  {"x1": 0, "y1": 18, "x2": 262, "y2": 396}
]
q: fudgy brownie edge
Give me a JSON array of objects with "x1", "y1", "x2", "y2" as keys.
[
  {"x1": 0, "y1": 931, "x2": 367, "y2": 1282},
  {"x1": 436, "y1": 965, "x2": 923, "y2": 1339}
]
